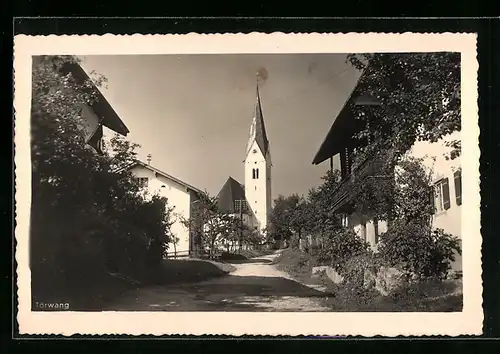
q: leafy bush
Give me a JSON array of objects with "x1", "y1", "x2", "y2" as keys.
[
  {"x1": 315, "y1": 228, "x2": 370, "y2": 276},
  {"x1": 377, "y1": 220, "x2": 461, "y2": 279}
]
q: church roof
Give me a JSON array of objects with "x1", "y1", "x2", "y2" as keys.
[
  {"x1": 247, "y1": 85, "x2": 270, "y2": 156},
  {"x1": 217, "y1": 176, "x2": 246, "y2": 213}
]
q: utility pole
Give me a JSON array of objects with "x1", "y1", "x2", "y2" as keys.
[{"x1": 238, "y1": 200, "x2": 243, "y2": 253}]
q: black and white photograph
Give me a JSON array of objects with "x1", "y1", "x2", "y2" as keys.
[{"x1": 14, "y1": 33, "x2": 481, "y2": 336}]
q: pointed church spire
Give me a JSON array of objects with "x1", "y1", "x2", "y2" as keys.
[{"x1": 246, "y1": 73, "x2": 269, "y2": 156}]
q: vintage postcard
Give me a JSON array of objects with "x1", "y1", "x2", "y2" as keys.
[{"x1": 14, "y1": 32, "x2": 482, "y2": 336}]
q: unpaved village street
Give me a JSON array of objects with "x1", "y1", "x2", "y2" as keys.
[{"x1": 106, "y1": 252, "x2": 332, "y2": 311}]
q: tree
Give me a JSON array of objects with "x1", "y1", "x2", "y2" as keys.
[
  {"x1": 180, "y1": 191, "x2": 235, "y2": 259},
  {"x1": 307, "y1": 169, "x2": 344, "y2": 243},
  {"x1": 30, "y1": 55, "x2": 174, "y2": 301},
  {"x1": 269, "y1": 194, "x2": 301, "y2": 244},
  {"x1": 350, "y1": 154, "x2": 435, "y2": 228},
  {"x1": 346, "y1": 53, "x2": 461, "y2": 162}
]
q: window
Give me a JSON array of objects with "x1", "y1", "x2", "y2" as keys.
[
  {"x1": 135, "y1": 177, "x2": 149, "y2": 187},
  {"x1": 341, "y1": 214, "x2": 349, "y2": 228},
  {"x1": 234, "y1": 200, "x2": 248, "y2": 213},
  {"x1": 433, "y1": 178, "x2": 451, "y2": 213},
  {"x1": 252, "y1": 168, "x2": 260, "y2": 179},
  {"x1": 454, "y1": 169, "x2": 462, "y2": 206}
]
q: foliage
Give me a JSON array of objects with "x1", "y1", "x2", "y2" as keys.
[
  {"x1": 377, "y1": 221, "x2": 462, "y2": 279},
  {"x1": 392, "y1": 156, "x2": 435, "y2": 223},
  {"x1": 351, "y1": 154, "x2": 434, "y2": 224},
  {"x1": 315, "y1": 227, "x2": 370, "y2": 275},
  {"x1": 30, "y1": 55, "x2": 174, "y2": 301},
  {"x1": 346, "y1": 52, "x2": 461, "y2": 161},
  {"x1": 307, "y1": 169, "x2": 343, "y2": 239},
  {"x1": 268, "y1": 194, "x2": 301, "y2": 242},
  {"x1": 269, "y1": 170, "x2": 344, "y2": 247},
  {"x1": 349, "y1": 151, "x2": 396, "y2": 221},
  {"x1": 180, "y1": 191, "x2": 263, "y2": 257}
]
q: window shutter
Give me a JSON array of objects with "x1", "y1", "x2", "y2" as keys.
[
  {"x1": 454, "y1": 170, "x2": 462, "y2": 206},
  {"x1": 442, "y1": 177, "x2": 451, "y2": 210}
]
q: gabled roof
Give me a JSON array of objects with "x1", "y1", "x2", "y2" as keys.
[
  {"x1": 217, "y1": 177, "x2": 246, "y2": 213},
  {"x1": 246, "y1": 84, "x2": 270, "y2": 156},
  {"x1": 312, "y1": 64, "x2": 379, "y2": 165},
  {"x1": 128, "y1": 159, "x2": 204, "y2": 195},
  {"x1": 60, "y1": 60, "x2": 130, "y2": 136}
]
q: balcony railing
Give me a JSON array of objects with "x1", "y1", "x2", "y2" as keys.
[{"x1": 330, "y1": 155, "x2": 387, "y2": 212}]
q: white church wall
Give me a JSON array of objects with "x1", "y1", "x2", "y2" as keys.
[{"x1": 244, "y1": 140, "x2": 270, "y2": 233}]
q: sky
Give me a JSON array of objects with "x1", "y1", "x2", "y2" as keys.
[{"x1": 81, "y1": 54, "x2": 362, "y2": 199}]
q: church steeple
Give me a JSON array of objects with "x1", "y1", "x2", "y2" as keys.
[
  {"x1": 244, "y1": 73, "x2": 272, "y2": 234},
  {"x1": 246, "y1": 76, "x2": 269, "y2": 156}
]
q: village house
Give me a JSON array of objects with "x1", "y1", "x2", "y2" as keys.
[
  {"x1": 125, "y1": 159, "x2": 204, "y2": 257},
  {"x1": 312, "y1": 63, "x2": 462, "y2": 271},
  {"x1": 33, "y1": 56, "x2": 130, "y2": 152}
]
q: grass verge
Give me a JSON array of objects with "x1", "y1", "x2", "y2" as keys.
[{"x1": 274, "y1": 247, "x2": 463, "y2": 312}]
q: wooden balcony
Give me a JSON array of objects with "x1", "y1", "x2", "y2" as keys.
[{"x1": 330, "y1": 155, "x2": 387, "y2": 213}]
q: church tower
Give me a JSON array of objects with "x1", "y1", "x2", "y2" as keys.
[{"x1": 244, "y1": 78, "x2": 272, "y2": 234}]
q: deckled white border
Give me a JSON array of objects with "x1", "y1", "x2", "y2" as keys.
[{"x1": 14, "y1": 33, "x2": 481, "y2": 336}]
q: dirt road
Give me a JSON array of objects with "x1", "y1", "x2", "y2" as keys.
[{"x1": 105, "y1": 252, "x2": 332, "y2": 311}]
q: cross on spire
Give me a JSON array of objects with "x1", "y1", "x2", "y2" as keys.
[{"x1": 147, "y1": 153, "x2": 152, "y2": 165}]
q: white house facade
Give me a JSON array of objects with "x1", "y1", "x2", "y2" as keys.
[
  {"x1": 127, "y1": 160, "x2": 203, "y2": 257},
  {"x1": 408, "y1": 132, "x2": 462, "y2": 270},
  {"x1": 343, "y1": 133, "x2": 462, "y2": 255}
]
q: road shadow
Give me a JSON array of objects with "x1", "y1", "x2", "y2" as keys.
[
  {"x1": 225, "y1": 258, "x2": 273, "y2": 264},
  {"x1": 103, "y1": 275, "x2": 334, "y2": 312},
  {"x1": 180, "y1": 275, "x2": 330, "y2": 297}
]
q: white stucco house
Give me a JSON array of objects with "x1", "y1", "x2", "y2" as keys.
[
  {"x1": 312, "y1": 63, "x2": 462, "y2": 271},
  {"x1": 126, "y1": 160, "x2": 204, "y2": 257}
]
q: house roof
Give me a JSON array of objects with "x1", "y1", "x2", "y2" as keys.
[
  {"x1": 128, "y1": 160, "x2": 204, "y2": 195},
  {"x1": 312, "y1": 64, "x2": 379, "y2": 165},
  {"x1": 217, "y1": 177, "x2": 246, "y2": 213},
  {"x1": 246, "y1": 85, "x2": 270, "y2": 156},
  {"x1": 60, "y1": 60, "x2": 130, "y2": 136}
]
